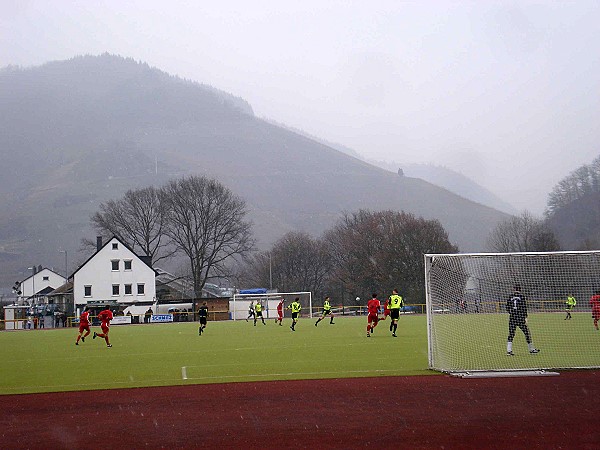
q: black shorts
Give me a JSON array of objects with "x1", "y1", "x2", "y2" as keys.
[
  {"x1": 322, "y1": 309, "x2": 332, "y2": 317},
  {"x1": 292, "y1": 312, "x2": 299, "y2": 319},
  {"x1": 256, "y1": 311, "x2": 263, "y2": 317},
  {"x1": 199, "y1": 317, "x2": 207, "y2": 325},
  {"x1": 390, "y1": 309, "x2": 400, "y2": 320}
]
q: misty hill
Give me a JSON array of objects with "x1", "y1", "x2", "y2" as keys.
[
  {"x1": 264, "y1": 121, "x2": 516, "y2": 214},
  {"x1": 0, "y1": 54, "x2": 510, "y2": 287}
]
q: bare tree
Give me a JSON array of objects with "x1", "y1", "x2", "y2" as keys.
[
  {"x1": 90, "y1": 186, "x2": 173, "y2": 264},
  {"x1": 161, "y1": 176, "x2": 254, "y2": 297},
  {"x1": 271, "y1": 232, "x2": 331, "y2": 295},
  {"x1": 324, "y1": 211, "x2": 385, "y2": 303},
  {"x1": 487, "y1": 211, "x2": 560, "y2": 252},
  {"x1": 324, "y1": 210, "x2": 458, "y2": 304},
  {"x1": 240, "y1": 232, "x2": 332, "y2": 297}
]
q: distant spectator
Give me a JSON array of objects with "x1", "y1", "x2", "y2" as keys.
[{"x1": 144, "y1": 308, "x2": 153, "y2": 324}]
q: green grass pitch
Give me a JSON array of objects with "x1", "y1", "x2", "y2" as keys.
[
  {"x1": 3, "y1": 312, "x2": 598, "y2": 395},
  {"x1": 430, "y1": 312, "x2": 600, "y2": 371},
  {"x1": 0, "y1": 315, "x2": 431, "y2": 395}
]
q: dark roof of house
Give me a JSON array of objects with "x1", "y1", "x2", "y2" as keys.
[
  {"x1": 20, "y1": 267, "x2": 65, "y2": 283},
  {"x1": 47, "y1": 281, "x2": 73, "y2": 296}
]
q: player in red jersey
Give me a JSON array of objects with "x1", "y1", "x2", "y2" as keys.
[
  {"x1": 590, "y1": 289, "x2": 600, "y2": 330},
  {"x1": 366, "y1": 293, "x2": 381, "y2": 337},
  {"x1": 380, "y1": 297, "x2": 391, "y2": 322},
  {"x1": 75, "y1": 307, "x2": 91, "y2": 345},
  {"x1": 275, "y1": 298, "x2": 284, "y2": 326},
  {"x1": 93, "y1": 308, "x2": 114, "y2": 348}
]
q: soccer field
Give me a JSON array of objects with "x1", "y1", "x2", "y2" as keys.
[{"x1": 0, "y1": 315, "x2": 431, "y2": 395}]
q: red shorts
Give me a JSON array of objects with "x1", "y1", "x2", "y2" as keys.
[
  {"x1": 78, "y1": 324, "x2": 90, "y2": 334},
  {"x1": 277, "y1": 311, "x2": 283, "y2": 320},
  {"x1": 101, "y1": 324, "x2": 110, "y2": 334},
  {"x1": 367, "y1": 313, "x2": 379, "y2": 325},
  {"x1": 592, "y1": 310, "x2": 600, "y2": 320}
]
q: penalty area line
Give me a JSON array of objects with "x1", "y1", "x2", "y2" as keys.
[{"x1": 181, "y1": 366, "x2": 188, "y2": 380}]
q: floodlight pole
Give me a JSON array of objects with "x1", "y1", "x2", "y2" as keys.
[
  {"x1": 269, "y1": 253, "x2": 273, "y2": 290},
  {"x1": 27, "y1": 266, "x2": 35, "y2": 305},
  {"x1": 59, "y1": 250, "x2": 68, "y2": 280}
]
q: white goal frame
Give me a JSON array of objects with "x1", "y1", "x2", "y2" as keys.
[
  {"x1": 424, "y1": 250, "x2": 600, "y2": 373},
  {"x1": 231, "y1": 291, "x2": 313, "y2": 321}
]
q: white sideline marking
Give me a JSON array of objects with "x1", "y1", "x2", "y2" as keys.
[
  {"x1": 179, "y1": 368, "x2": 399, "y2": 382},
  {"x1": 181, "y1": 366, "x2": 188, "y2": 380}
]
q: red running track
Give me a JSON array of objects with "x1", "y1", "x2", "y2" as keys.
[{"x1": 1, "y1": 371, "x2": 599, "y2": 449}]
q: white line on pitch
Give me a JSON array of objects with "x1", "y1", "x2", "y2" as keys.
[
  {"x1": 181, "y1": 366, "x2": 188, "y2": 380},
  {"x1": 181, "y1": 369, "x2": 400, "y2": 382}
]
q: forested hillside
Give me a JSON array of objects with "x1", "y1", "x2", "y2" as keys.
[
  {"x1": 0, "y1": 54, "x2": 509, "y2": 287},
  {"x1": 546, "y1": 156, "x2": 600, "y2": 249}
]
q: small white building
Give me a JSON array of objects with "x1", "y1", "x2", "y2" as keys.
[
  {"x1": 72, "y1": 236, "x2": 156, "y2": 312},
  {"x1": 20, "y1": 268, "x2": 66, "y2": 299}
]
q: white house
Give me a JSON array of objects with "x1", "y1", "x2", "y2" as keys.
[
  {"x1": 72, "y1": 236, "x2": 156, "y2": 311},
  {"x1": 20, "y1": 267, "x2": 66, "y2": 299}
]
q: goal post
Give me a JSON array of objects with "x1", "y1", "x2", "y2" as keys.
[
  {"x1": 424, "y1": 251, "x2": 600, "y2": 373},
  {"x1": 230, "y1": 291, "x2": 313, "y2": 321}
]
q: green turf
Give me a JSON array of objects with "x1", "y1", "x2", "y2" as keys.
[
  {"x1": 430, "y1": 312, "x2": 600, "y2": 371},
  {"x1": 0, "y1": 315, "x2": 432, "y2": 395}
]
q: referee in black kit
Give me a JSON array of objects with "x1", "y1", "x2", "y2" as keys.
[
  {"x1": 198, "y1": 301, "x2": 208, "y2": 335},
  {"x1": 506, "y1": 284, "x2": 539, "y2": 356}
]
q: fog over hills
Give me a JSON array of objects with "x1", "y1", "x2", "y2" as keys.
[
  {"x1": 264, "y1": 120, "x2": 518, "y2": 215},
  {"x1": 0, "y1": 54, "x2": 510, "y2": 287}
]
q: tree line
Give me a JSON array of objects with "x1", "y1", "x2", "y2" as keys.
[
  {"x1": 241, "y1": 210, "x2": 457, "y2": 305},
  {"x1": 90, "y1": 175, "x2": 457, "y2": 305},
  {"x1": 93, "y1": 161, "x2": 598, "y2": 304},
  {"x1": 546, "y1": 155, "x2": 600, "y2": 217},
  {"x1": 486, "y1": 154, "x2": 600, "y2": 253}
]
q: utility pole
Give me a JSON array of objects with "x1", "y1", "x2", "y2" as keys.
[{"x1": 59, "y1": 250, "x2": 68, "y2": 280}]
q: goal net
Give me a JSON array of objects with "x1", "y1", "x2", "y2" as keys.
[
  {"x1": 230, "y1": 291, "x2": 312, "y2": 321},
  {"x1": 424, "y1": 251, "x2": 600, "y2": 373}
]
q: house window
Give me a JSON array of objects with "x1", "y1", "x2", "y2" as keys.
[
  {"x1": 112, "y1": 284, "x2": 120, "y2": 296},
  {"x1": 137, "y1": 283, "x2": 145, "y2": 295},
  {"x1": 124, "y1": 260, "x2": 132, "y2": 270},
  {"x1": 124, "y1": 284, "x2": 132, "y2": 295},
  {"x1": 111, "y1": 260, "x2": 119, "y2": 271},
  {"x1": 84, "y1": 285, "x2": 92, "y2": 297},
  {"x1": 43, "y1": 276, "x2": 49, "y2": 281},
  {"x1": 112, "y1": 243, "x2": 118, "y2": 250}
]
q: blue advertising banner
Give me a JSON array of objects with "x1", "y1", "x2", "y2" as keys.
[{"x1": 150, "y1": 314, "x2": 173, "y2": 323}]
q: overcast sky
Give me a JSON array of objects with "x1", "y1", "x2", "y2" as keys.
[{"x1": 2, "y1": 1, "x2": 600, "y2": 213}]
